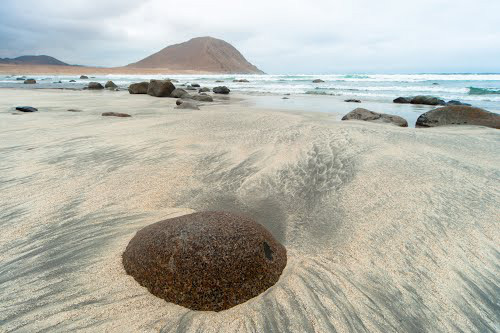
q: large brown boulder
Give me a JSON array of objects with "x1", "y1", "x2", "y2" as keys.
[
  {"x1": 128, "y1": 82, "x2": 149, "y2": 94},
  {"x1": 122, "y1": 211, "x2": 287, "y2": 311},
  {"x1": 147, "y1": 79, "x2": 176, "y2": 97},
  {"x1": 342, "y1": 108, "x2": 408, "y2": 127},
  {"x1": 416, "y1": 106, "x2": 500, "y2": 129}
]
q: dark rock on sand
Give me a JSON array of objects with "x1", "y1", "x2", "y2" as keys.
[
  {"x1": 213, "y1": 86, "x2": 230, "y2": 94},
  {"x1": 313, "y1": 79, "x2": 325, "y2": 83},
  {"x1": 67, "y1": 109, "x2": 82, "y2": 112},
  {"x1": 88, "y1": 82, "x2": 104, "y2": 90},
  {"x1": 69, "y1": 80, "x2": 76, "y2": 82},
  {"x1": 233, "y1": 79, "x2": 249, "y2": 82},
  {"x1": 105, "y1": 81, "x2": 118, "y2": 89},
  {"x1": 345, "y1": 99, "x2": 361, "y2": 103},
  {"x1": 24, "y1": 79, "x2": 36, "y2": 84},
  {"x1": 186, "y1": 85, "x2": 197, "y2": 91},
  {"x1": 175, "y1": 100, "x2": 200, "y2": 109},
  {"x1": 190, "y1": 94, "x2": 213, "y2": 102},
  {"x1": 342, "y1": 108, "x2": 408, "y2": 127},
  {"x1": 147, "y1": 79, "x2": 176, "y2": 97},
  {"x1": 215, "y1": 80, "x2": 224, "y2": 83},
  {"x1": 393, "y1": 97, "x2": 411, "y2": 104},
  {"x1": 190, "y1": 83, "x2": 200, "y2": 88},
  {"x1": 128, "y1": 82, "x2": 149, "y2": 94},
  {"x1": 15, "y1": 106, "x2": 38, "y2": 112},
  {"x1": 416, "y1": 106, "x2": 500, "y2": 129},
  {"x1": 122, "y1": 211, "x2": 287, "y2": 312},
  {"x1": 102, "y1": 112, "x2": 131, "y2": 117},
  {"x1": 170, "y1": 88, "x2": 190, "y2": 98},
  {"x1": 80, "y1": 75, "x2": 88, "y2": 79},
  {"x1": 282, "y1": 97, "x2": 289, "y2": 99},
  {"x1": 411, "y1": 95, "x2": 446, "y2": 106},
  {"x1": 16, "y1": 77, "x2": 26, "y2": 81},
  {"x1": 199, "y1": 87, "x2": 210, "y2": 93},
  {"x1": 446, "y1": 100, "x2": 471, "y2": 106}
]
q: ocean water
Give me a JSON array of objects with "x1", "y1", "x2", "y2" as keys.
[{"x1": 2, "y1": 73, "x2": 500, "y2": 112}]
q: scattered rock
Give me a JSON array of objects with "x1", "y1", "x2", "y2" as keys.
[
  {"x1": 410, "y1": 95, "x2": 446, "y2": 106},
  {"x1": 175, "y1": 101, "x2": 200, "y2": 110},
  {"x1": 416, "y1": 106, "x2": 500, "y2": 129},
  {"x1": 15, "y1": 106, "x2": 38, "y2": 112},
  {"x1": 446, "y1": 100, "x2": 471, "y2": 106},
  {"x1": 432, "y1": 82, "x2": 439, "y2": 85},
  {"x1": 170, "y1": 88, "x2": 190, "y2": 98},
  {"x1": 393, "y1": 97, "x2": 411, "y2": 104},
  {"x1": 67, "y1": 109, "x2": 82, "y2": 112},
  {"x1": 213, "y1": 86, "x2": 230, "y2": 94},
  {"x1": 69, "y1": 80, "x2": 76, "y2": 82},
  {"x1": 80, "y1": 75, "x2": 88, "y2": 79},
  {"x1": 128, "y1": 82, "x2": 149, "y2": 94},
  {"x1": 175, "y1": 99, "x2": 184, "y2": 106},
  {"x1": 345, "y1": 99, "x2": 361, "y2": 103},
  {"x1": 313, "y1": 79, "x2": 325, "y2": 83},
  {"x1": 105, "y1": 81, "x2": 118, "y2": 89},
  {"x1": 190, "y1": 94, "x2": 213, "y2": 102},
  {"x1": 215, "y1": 80, "x2": 224, "y2": 83},
  {"x1": 88, "y1": 82, "x2": 104, "y2": 90},
  {"x1": 122, "y1": 211, "x2": 287, "y2": 312},
  {"x1": 190, "y1": 83, "x2": 200, "y2": 88},
  {"x1": 102, "y1": 112, "x2": 131, "y2": 117},
  {"x1": 284, "y1": 93, "x2": 291, "y2": 96},
  {"x1": 282, "y1": 97, "x2": 289, "y2": 99},
  {"x1": 147, "y1": 79, "x2": 176, "y2": 97},
  {"x1": 186, "y1": 85, "x2": 197, "y2": 91},
  {"x1": 16, "y1": 77, "x2": 26, "y2": 81},
  {"x1": 199, "y1": 87, "x2": 210, "y2": 93},
  {"x1": 342, "y1": 108, "x2": 408, "y2": 127},
  {"x1": 53, "y1": 81, "x2": 62, "y2": 84},
  {"x1": 233, "y1": 79, "x2": 249, "y2": 82},
  {"x1": 24, "y1": 79, "x2": 36, "y2": 84}
]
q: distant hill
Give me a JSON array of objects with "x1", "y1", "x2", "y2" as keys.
[
  {"x1": 127, "y1": 37, "x2": 264, "y2": 74},
  {"x1": 0, "y1": 55, "x2": 69, "y2": 66}
]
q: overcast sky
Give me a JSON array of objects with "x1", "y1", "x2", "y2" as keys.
[{"x1": 0, "y1": 0, "x2": 499, "y2": 74}]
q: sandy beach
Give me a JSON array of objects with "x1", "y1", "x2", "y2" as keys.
[{"x1": 0, "y1": 88, "x2": 498, "y2": 332}]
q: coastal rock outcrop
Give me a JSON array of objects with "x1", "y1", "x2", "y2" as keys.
[
  {"x1": 213, "y1": 86, "x2": 230, "y2": 94},
  {"x1": 416, "y1": 106, "x2": 500, "y2": 129},
  {"x1": 102, "y1": 112, "x2": 131, "y2": 117},
  {"x1": 105, "y1": 81, "x2": 118, "y2": 89},
  {"x1": 342, "y1": 108, "x2": 408, "y2": 127},
  {"x1": 313, "y1": 79, "x2": 325, "y2": 83},
  {"x1": 24, "y1": 79, "x2": 36, "y2": 84},
  {"x1": 122, "y1": 211, "x2": 287, "y2": 311},
  {"x1": 411, "y1": 95, "x2": 446, "y2": 106},
  {"x1": 80, "y1": 75, "x2": 88, "y2": 79},
  {"x1": 199, "y1": 87, "x2": 210, "y2": 93},
  {"x1": 345, "y1": 99, "x2": 361, "y2": 103},
  {"x1": 88, "y1": 82, "x2": 104, "y2": 90},
  {"x1": 147, "y1": 79, "x2": 176, "y2": 97},
  {"x1": 233, "y1": 79, "x2": 249, "y2": 83},
  {"x1": 446, "y1": 100, "x2": 471, "y2": 106},
  {"x1": 128, "y1": 82, "x2": 149, "y2": 94},
  {"x1": 190, "y1": 83, "x2": 200, "y2": 88},
  {"x1": 15, "y1": 106, "x2": 38, "y2": 112}
]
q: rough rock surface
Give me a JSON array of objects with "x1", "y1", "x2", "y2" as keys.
[
  {"x1": 170, "y1": 88, "x2": 189, "y2": 98},
  {"x1": 416, "y1": 106, "x2": 500, "y2": 129},
  {"x1": 147, "y1": 79, "x2": 176, "y2": 97},
  {"x1": 102, "y1": 112, "x2": 131, "y2": 117},
  {"x1": 105, "y1": 81, "x2": 118, "y2": 89},
  {"x1": 342, "y1": 108, "x2": 408, "y2": 127},
  {"x1": 213, "y1": 86, "x2": 230, "y2": 94},
  {"x1": 393, "y1": 97, "x2": 411, "y2": 104},
  {"x1": 88, "y1": 82, "x2": 104, "y2": 90},
  {"x1": 190, "y1": 94, "x2": 213, "y2": 102},
  {"x1": 15, "y1": 106, "x2": 38, "y2": 112},
  {"x1": 122, "y1": 211, "x2": 287, "y2": 311},
  {"x1": 411, "y1": 95, "x2": 446, "y2": 106},
  {"x1": 128, "y1": 82, "x2": 149, "y2": 94}
]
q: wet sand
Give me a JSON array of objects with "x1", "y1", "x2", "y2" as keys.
[{"x1": 0, "y1": 89, "x2": 499, "y2": 332}]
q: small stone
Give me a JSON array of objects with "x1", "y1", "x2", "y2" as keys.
[
  {"x1": 393, "y1": 97, "x2": 411, "y2": 104},
  {"x1": 345, "y1": 99, "x2": 361, "y2": 103},
  {"x1": 199, "y1": 87, "x2": 210, "y2": 93},
  {"x1": 102, "y1": 112, "x2": 131, "y2": 117},
  {"x1": 24, "y1": 79, "x2": 36, "y2": 84},
  {"x1": 80, "y1": 75, "x2": 88, "y2": 79},
  {"x1": 213, "y1": 86, "x2": 230, "y2": 94},
  {"x1": 88, "y1": 82, "x2": 104, "y2": 90},
  {"x1": 312, "y1": 79, "x2": 325, "y2": 83},
  {"x1": 190, "y1": 83, "x2": 200, "y2": 88},
  {"x1": 15, "y1": 106, "x2": 38, "y2": 112},
  {"x1": 122, "y1": 211, "x2": 287, "y2": 311},
  {"x1": 342, "y1": 108, "x2": 408, "y2": 127},
  {"x1": 105, "y1": 81, "x2": 118, "y2": 89},
  {"x1": 190, "y1": 94, "x2": 213, "y2": 102}
]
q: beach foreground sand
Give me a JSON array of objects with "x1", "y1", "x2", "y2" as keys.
[{"x1": 0, "y1": 89, "x2": 499, "y2": 332}]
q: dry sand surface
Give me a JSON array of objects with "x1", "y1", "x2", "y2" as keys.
[{"x1": 0, "y1": 89, "x2": 499, "y2": 332}]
